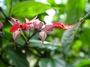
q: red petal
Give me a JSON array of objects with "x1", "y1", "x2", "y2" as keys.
[
  {"x1": 53, "y1": 22, "x2": 67, "y2": 29},
  {"x1": 53, "y1": 21, "x2": 82, "y2": 30},
  {"x1": 10, "y1": 24, "x2": 19, "y2": 32}
]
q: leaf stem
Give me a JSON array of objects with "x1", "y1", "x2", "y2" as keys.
[
  {"x1": 0, "y1": 7, "x2": 10, "y2": 21},
  {"x1": 28, "y1": 30, "x2": 40, "y2": 40},
  {"x1": 0, "y1": 7, "x2": 7, "y2": 19},
  {"x1": 20, "y1": 30, "x2": 29, "y2": 45}
]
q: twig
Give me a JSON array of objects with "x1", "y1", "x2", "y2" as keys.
[
  {"x1": 0, "y1": 7, "x2": 7, "y2": 19},
  {"x1": 22, "y1": 30, "x2": 42, "y2": 57},
  {"x1": 83, "y1": 11, "x2": 90, "y2": 19},
  {"x1": 0, "y1": 7, "x2": 10, "y2": 21},
  {"x1": 28, "y1": 30, "x2": 40, "y2": 41},
  {"x1": 20, "y1": 30, "x2": 29, "y2": 45}
]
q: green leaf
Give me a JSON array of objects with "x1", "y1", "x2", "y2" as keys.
[
  {"x1": 61, "y1": 27, "x2": 78, "y2": 55},
  {"x1": 76, "y1": 59, "x2": 90, "y2": 67},
  {"x1": 80, "y1": 28, "x2": 90, "y2": 46},
  {"x1": 16, "y1": 37, "x2": 25, "y2": 46},
  {"x1": 0, "y1": 60, "x2": 7, "y2": 67},
  {"x1": 11, "y1": 1, "x2": 51, "y2": 17},
  {"x1": 29, "y1": 39, "x2": 61, "y2": 50},
  {"x1": 65, "y1": 0, "x2": 86, "y2": 24},
  {"x1": 47, "y1": 0, "x2": 56, "y2": 6},
  {"x1": 39, "y1": 58, "x2": 65, "y2": 67},
  {"x1": 72, "y1": 40, "x2": 82, "y2": 52},
  {"x1": 5, "y1": 0, "x2": 11, "y2": 8},
  {"x1": 5, "y1": 46, "x2": 29, "y2": 67},
  {"x1": 88, "y1": 0, "x2": 90, "y2": 3}
]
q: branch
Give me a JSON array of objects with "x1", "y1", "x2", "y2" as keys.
[
  {"x1": 0, "y1": 7, "x2": 10, "y2": 21},
  {"x1": 27, "y1": 30, "x2": 40, "y2": 42}
]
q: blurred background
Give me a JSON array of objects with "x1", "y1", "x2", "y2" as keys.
[{"x1": 0, "y1": 0, "x2": 90, "y2": 67}]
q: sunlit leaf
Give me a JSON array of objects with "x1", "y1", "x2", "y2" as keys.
[
  {"x1": 65, "y1": 0, "x2": 86, "y2": 24},
  {"x1": 47, "y1": 0, "x2": 56, "y2": 6},
  {"x1": 5, "y1": 0, "x2": 11, "y2": 8},
  {"x1": 76, "y1": 59, "x2": 90, "y2": 67},
  {"x1": 11, "y1": 1, "x2": 51, "y2": 17}
]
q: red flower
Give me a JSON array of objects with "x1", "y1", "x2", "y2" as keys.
[
  {"x1": 53, "y1": 22, "x2": 80, "y2": 29},
  {"x1": 9, "y1": 17, "x2": 22, "y2": 32},
  {"x1": 9, "y1": 16, "x2": 43, "y2": 41},
  {"x1": 10, "y1": 24, "x2": 20, "y2": 32},
  {"x1": 9, "y1": 16, "x2": 83, "y2": 42},
  {"x1": 9, "y1": 17, "x2": 21, "y2": 41}
]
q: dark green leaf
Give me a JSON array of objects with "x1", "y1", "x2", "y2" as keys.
[
  {"x1": 5, "y1": 46, "x2": 29, "y2": 67},
  {"x1": 39, "y1": 58, "x2": 65, "y2": 67},
  {"x1": 0, "y1": 60, "x2": 7, "y2": 67},
  {"x1": 80, "y1": 28, "x2": 90, "y2": 46}
]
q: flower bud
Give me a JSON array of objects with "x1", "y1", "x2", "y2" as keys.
[
  {"x1": 34, "y1": 20, "x2": 43, "y2": 29},
  {"x1": 0, "y1": 22, "x2": 3, "y2": 29},
  {"x1": 39, "y1": 31, "x2": 47, "y2": 42}
]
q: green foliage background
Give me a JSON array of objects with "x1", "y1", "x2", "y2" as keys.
[{"x1": 0, "y1": 0, "x2": 90, "y2": 67}]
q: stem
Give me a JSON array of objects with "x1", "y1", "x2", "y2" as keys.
[
  {"x1": 28, "y1": 30, "x2": 40, "y2": 40},
  {"x1": 0, "y1": 30, "x2": 2, "y2": 48},
  {"x1": 20, "y1": 30, "x2": 29, "y2": 45},
  {"x1": 24, "y1": 30, "x2": 40, "y2": 46},
  {"x1": 0, "y1": 7, "x2": 10, "y2": 21},
  {"x1": 22, "y1": 30, "x2": 42, "y2": 57},
  {"x1": 83, "y1": 11, "x2": 90, "y2": 19},
  {"x1": 0, "y1": 7, "x2": 7, "y2": 18}
]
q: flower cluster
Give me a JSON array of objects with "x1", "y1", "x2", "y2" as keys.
[{"x1": 9, "y1": 16, "x2": 80, "y2": 42}]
